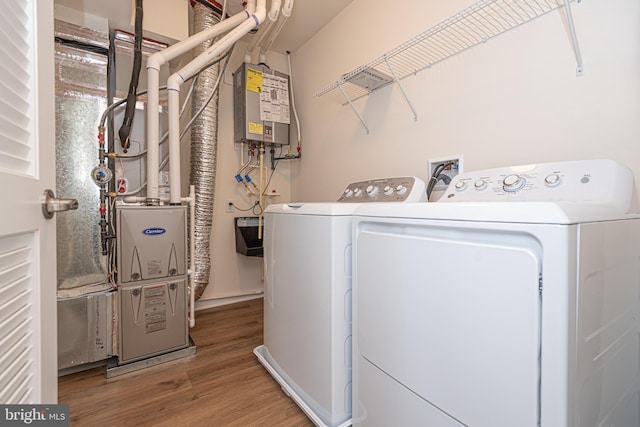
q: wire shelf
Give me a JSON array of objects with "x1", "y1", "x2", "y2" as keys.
[{"x1": 315, "y1": 0, "x2": 583, "y2": 132}]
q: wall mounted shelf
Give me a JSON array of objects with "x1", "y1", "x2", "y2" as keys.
[{"x1": 315, "y1": 0, "x2": 584, "y2": 134}]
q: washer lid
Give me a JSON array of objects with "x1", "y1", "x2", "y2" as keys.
[{"x1": 353, "y1": 201, "x2": 640, "y2": 224}]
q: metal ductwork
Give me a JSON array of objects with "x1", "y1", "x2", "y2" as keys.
[{"x1": 190, "y1": 3, "x2": 221, "y2": 300}]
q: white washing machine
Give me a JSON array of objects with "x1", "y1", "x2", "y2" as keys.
[
  {"x1": 254, "y1": 177, "x2": 426, "y2": 427},
  {"x1": 351, "y1": 159, "x2": 640, "y2": 427}
]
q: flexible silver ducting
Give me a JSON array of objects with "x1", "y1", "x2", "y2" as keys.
[{"x1": 190, "y1": 3, "x2": 221, "y2": 300}]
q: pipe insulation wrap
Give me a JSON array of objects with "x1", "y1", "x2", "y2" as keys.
[{"x1": 190, "y1": 3, "x2": 221, "y2": 299}]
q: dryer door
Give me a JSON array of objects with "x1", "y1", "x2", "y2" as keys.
[{"x1": 354, "y1": 222, "x2": 542, "y2": 427}]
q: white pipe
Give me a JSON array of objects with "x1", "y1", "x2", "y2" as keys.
[
  {"x1": 261, "y1": 0, "x2": 291, "y2": 53},
  {"x1": 246, "y1": 0, "x2": 256, "y2": 14},
  {"x1": 146, "y1": 70, "x2": 161, "y2": 203},
  {"x1": 245, "y1": 0, "x2": 281, "y2": 63},
  {"x1": 145, "y1": 8, "x2": 250, "y2": 203},
  {"x1": 166, "y1": 1, "x2": 267, "y2": 204},
  {"x1": 267, "y1": 0, "x2": 282, "y2": 28},
  {"x1": 259, "y1": 0, "x2": 293, "y2": 63},
  {"x1": 287, "y1": 52, "x2": 301, "y2": 146},
  {"x1": 188, "y1": 184, "x2": 196, "y2": 328},
  {"x1": 167, "y1": 84, "x2": 181, "y2": 204},
  {"x1": 166, "y1": 47, "x2": 227, "y2": 205},
  {"x1": 258, "y1": 143, "x2": 264, "y2": 239}
]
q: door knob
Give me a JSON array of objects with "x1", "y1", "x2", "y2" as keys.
[{"x1": 42, "y1": 189, "x2": 78, "y2": 219}]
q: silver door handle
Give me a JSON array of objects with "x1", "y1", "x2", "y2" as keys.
[{"x1": 42, "y1": 189, "x2": 78, "y2": 219}]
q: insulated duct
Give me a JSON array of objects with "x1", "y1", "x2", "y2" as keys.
[
  {"x1": 54, "y1": 20, "x2": 111, "y2": 296},
  {"x1": 190, "y1": 3, "x2": 221, "y2": 300}
]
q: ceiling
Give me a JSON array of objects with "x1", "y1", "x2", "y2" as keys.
[{"x1": 54, "y1": 0, "x2": 355, "y2": 53}]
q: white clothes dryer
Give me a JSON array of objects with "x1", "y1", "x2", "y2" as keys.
[
  {"x1": 351, "y1": 160, "x2": 640, "y2": 427},
  {"x1": 254, "y1": 177, "x2": 426, "y2": 427}
]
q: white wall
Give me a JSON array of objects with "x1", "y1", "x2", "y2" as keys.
[
  {"x1": 289, "y1": 0, "x2": 640, "y2": 203},
  {"x1": 196, "y1": 44, "x2": 292, "y2": 305}
]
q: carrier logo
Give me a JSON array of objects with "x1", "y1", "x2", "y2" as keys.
[{"x1": 143, "y1": 227, "x2": 166, "y2": 236}]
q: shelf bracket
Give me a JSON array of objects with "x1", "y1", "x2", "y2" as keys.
[
  {"x1": 563, "y1": 0, "x2": 584, "y2": 76},
  {"x1": 337, "y1": 82, "x2": 370, "y2": 134},
  {"x1": 384, "y1": 56, "x2": 418, "y2": 121}
]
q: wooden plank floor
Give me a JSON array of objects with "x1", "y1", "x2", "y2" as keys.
[{"x1": 58, "y1": 298, "x2": 314, "y2": 427}]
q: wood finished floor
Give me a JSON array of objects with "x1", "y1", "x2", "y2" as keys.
[{"x1": 58, "y1": 298, "x2": 314, "y2": 427}]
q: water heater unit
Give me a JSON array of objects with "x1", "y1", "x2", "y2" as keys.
[{"x1": 233, "y1": 62, "x2": 290, "y2": 146}]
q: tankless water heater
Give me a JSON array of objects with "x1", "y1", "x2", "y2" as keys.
[{"x1": 233, "y1": 62, "x2": 290, "y2": 146}]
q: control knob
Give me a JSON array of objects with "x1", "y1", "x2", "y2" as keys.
[
  {"x1": 366, "y1": 185, "x2": 379, "y2": 198},
  {"x1": 343, "y1": 188, "x2": 353, "y2": 198},
  {"x1": 502, "y1": 174, "x2": 526, "y2": 192},
  {"x1": 544, "y1": 173, "x2": 561, "y2": 187},
  {"x1": 395, "y1": 184, "x2": 407, "y2": 195},
  {"x1": 353, "y1": 188, "x2": 363, "y2": 197},
  {"x1": 474, "y1": 180, "x2": 487, "y2": 191},
  {"x1": 383, "y1": 185, "x2": 394, "y2": 195},
  {"x1": 454, "y1": 181, "x2": 467, "y2": 191}
]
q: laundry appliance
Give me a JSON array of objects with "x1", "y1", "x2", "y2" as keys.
[
  {"x1": 255, "y1": 176, "x2": 426, "y2": 427},
  {"x1": 351, "y1": 159, "x2": 640, "y2": 427}
]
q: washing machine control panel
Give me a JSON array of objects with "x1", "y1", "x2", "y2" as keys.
[
  {"x1": 337, "y1": 177, "x2": 427, "y2": 203},
  {"x1": 442, "y1": 159, "x2": 634, "y2": 209}
]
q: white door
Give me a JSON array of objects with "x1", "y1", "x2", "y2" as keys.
[{"x1": 0, "y1": 0, "x2": 57, "y2": 403}]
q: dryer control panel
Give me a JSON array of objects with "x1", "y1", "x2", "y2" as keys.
[
  {"x1": 442, "y1": 159, "x2": 634, "y2": 211},
  {"x1": 337, "y1": 176, "x2": 427, "y2": 203}
]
